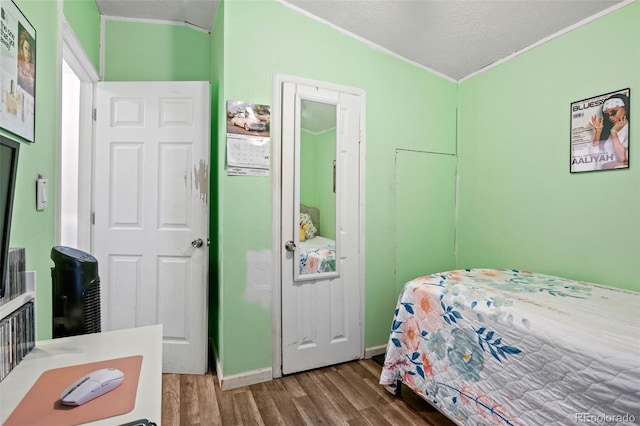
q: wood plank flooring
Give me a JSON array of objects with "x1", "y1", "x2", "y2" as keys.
[{"x1": 161, "y1": 359, "x2": 456, "y2": 425}]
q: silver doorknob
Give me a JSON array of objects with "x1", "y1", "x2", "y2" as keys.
[
  {"x1": 285, "y1": 240, "x2": 296, "y2": 251},
  {"x1": 191, "y1": 238, "x2": 204, "y2": 248}
]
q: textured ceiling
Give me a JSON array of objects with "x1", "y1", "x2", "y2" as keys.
[
  {"x1": 95, "y1": 0, "x2": 628, "y2": 81},
  {"x1": 286, "y1": 0, "x2": 626, "y2": 80}
]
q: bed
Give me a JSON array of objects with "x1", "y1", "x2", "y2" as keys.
[
  {"x1": 379, "y1": 268, "x2": 640, "y2": 425},
  {"x1": 298, "y1": 204, "x2": 336, "y2": 274}
]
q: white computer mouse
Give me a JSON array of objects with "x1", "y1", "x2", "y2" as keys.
[{"x1": 60, "y1": 367, "x2": 124, "y2": 406}]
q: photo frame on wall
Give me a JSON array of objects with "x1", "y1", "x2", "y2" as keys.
[
  {"x1": 570, "y1": 88, "x2": 630, "y2": 173},
  {"x1": 0, "y1": 0, "x2": 36, "y2": 143}
]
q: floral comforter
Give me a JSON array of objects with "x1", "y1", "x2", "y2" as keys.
[
  {"x1": 379, "y1": 269, "x2": 640, "y2": 425},
  {"x1": 299, "y1": 236, "x2": 336, "y2": 274}
]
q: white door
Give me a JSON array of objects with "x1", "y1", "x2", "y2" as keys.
[
  {"x1": 94, "y1": 82, "x2": 210, "y2": 374},
  {"x1": 281, "y1": 81, "x2": 363, "y2": 374}
]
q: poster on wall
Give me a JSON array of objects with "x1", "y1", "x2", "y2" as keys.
[
  {"x1": 226, "y1": 100, "x2": 270, "y2": 176},
  {"x1": 570, "y1": 88, "x2": 630, "y2": 173},
  {"x1": 0, "y1": 0, "x2": 35, "y2": 143}
]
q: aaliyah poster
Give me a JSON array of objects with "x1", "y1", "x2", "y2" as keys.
[{"x1": 570, "y1": 89, "x2": 630, "y2": 173}]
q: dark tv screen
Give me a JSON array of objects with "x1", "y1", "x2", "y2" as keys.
[{"x1": 0, "y1": 136, "x2": 20, "y2": 298}]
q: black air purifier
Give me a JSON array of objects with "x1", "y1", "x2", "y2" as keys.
[{"x1": 51, "y1": 246, "x2": 101, "y2": 338}]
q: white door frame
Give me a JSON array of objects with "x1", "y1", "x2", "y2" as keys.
[
  {"x1": 58, "y1": 20, "x2": 99, "y2": 251},
  {"x1": 271, "y1": 74, "x2": 366, "y2": 378}
]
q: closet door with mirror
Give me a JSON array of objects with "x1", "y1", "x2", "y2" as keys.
[{"x1": 280, "y1": 81, "x2": 363, "y2": 375}]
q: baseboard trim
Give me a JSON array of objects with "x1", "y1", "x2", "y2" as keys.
[
  {"x1": 364, "y1": 344, "x2": 386, "y2": 359},
  {"x1": 220, "y1": 367, "x2": 273, "y2": 391},
  {"x1": 209, "y1": 338, "x2": 273, "y2": 391},
  {"x1": 209, "y1": 340, "x2": 384, "y2": 390}
]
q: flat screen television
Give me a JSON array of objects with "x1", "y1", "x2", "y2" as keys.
[{"x1": 0, "y1": 136, "x2": 20, "y2": 298}]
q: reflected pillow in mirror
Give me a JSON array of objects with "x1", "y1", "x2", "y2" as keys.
[{"x1": 300, "y1": 213, "x2": 317, "y2": 240}]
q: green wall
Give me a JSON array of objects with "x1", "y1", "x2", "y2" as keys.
[
  {"x1": 315, "y1": 129, "x2": 336, "y2": 240},
  {"x1": 103, "y1": 19, "x2": 210, "y2": 81},
  {"x1": 218, "y1": 0, "x2": 457, "y2": 375},
  {"x1": 457, "y1": 2, "x2": 639, "y2": 291},
  {"x1": 4, "y1": 0, "x2": 60, "y2": 340},
  {"x1": 300, "y1": 131, "x2": 319, "y2": 208},
  {"x1": 396, "y1": 151, "x2": 456, "y2": 293},
  {"x1": 63, "y1": 0, "x2": 101, "y2": 72}
]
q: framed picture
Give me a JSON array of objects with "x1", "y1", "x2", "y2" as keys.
[
  {"x1": 0, "y1": 0, "x2": 35, "y2": 143},
  {"x1": 570, "y1": 88, "x2": 630, "y2": 173}
]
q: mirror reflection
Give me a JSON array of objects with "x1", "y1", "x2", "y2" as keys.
[{"x1": 297, "y1": 99, "x2": 338, "y2": 277}]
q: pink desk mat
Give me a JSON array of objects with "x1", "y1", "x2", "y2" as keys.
[{"x1": 4, "y1": 355, "x2": 142, "y2": 426}]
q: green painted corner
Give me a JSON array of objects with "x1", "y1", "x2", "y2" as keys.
[{"x1": 63, "y1": 0, "x2": 101, "y2": 72}]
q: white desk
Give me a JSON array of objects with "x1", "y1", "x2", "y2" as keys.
[{"x1": 0, "y1": 325, "x2": 162, "y2": 425}]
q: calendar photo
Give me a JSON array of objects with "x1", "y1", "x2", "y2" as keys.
[
  {"x1": 226, "y1": 100, "x2": 270, "y2": 137},
  {"x1": 226, "y1": 100, "x2": 271, "y2": 176}
]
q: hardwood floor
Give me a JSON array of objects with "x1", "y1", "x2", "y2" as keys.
[{"x1": 161, "y1": 359, "x2": 456, "y2": 425}]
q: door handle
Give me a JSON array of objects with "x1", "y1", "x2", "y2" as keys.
[
  {"x1": 285, "y1": 240, "x2": 296, "y2": 252},
  {"x1": 191, "y1": 238, "x2": 204, "y2": 248}
]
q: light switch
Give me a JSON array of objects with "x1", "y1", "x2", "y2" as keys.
[{"x1": 36, "y1": 178, "x2": 48, "y2": 210}]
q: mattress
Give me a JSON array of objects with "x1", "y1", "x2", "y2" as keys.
[
  {"x1": 298, "y1": 236, "x2": 335, "y2": 274},
  {"x1": 379, "y1": 269, "x2": 640, "y2": 425}
]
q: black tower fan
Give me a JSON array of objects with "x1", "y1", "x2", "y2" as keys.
[{"x1": 51, "y1": 246, "x2": 101, "y2": 338}]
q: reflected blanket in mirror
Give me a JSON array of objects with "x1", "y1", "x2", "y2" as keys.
[{"x1": 299, "y1": 236, "x2": 335, "y2": 274}]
